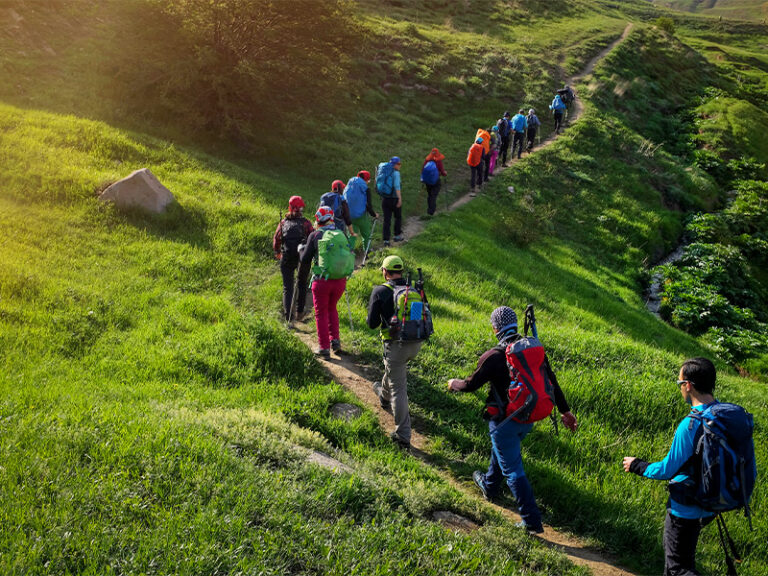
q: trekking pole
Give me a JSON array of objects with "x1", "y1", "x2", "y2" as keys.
[
  {"x1": 287, "y1": 275, "x2": 299, "y2": 324},
  {"x1": 361, "y1": 218, "x2": 377, "y2": 267}
]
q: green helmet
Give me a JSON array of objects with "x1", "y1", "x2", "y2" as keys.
[{"x1": 381, "y1": 255, "x2": 404, "y2": 272}]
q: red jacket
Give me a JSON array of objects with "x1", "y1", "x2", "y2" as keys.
[{"x1": 467, "y1": 142, "x2": 483, "y2": 167}]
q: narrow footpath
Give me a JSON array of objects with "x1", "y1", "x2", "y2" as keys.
[{"x1": 294, "y1": 23, "x2": 636, "y2": 576}]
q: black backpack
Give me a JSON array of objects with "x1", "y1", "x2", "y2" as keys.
[{"x1": 281, "y1": 218, "x2": 307, "y2": 256}]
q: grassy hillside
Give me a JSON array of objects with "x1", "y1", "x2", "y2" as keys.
[
  {"x1": 654, "y1": 0, "x2": 768, "y2": 21},
  {"x1": 2, "y1": 1, "x2": 767, "y2": 575}
]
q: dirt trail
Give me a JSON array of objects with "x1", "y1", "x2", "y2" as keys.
[{"x1": 293, "y1": 23, "x2": 637, "y2": 576}]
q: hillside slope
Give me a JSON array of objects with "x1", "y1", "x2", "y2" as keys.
[
  {"x1": 654, "y1": 0, "x2": 768, "y2": 20},
  {"x1": 1, "y1": 1, "x2": 767, "y2": 575}
]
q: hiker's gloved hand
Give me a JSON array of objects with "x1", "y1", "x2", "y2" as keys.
[
  {"x1": 623, "y1": 457, "x2": 649, "y2": 475},
  {"x1": 448, "y1": 378, "x2": 466, "y2": 392},
  {"x1": 274, "y1": 252, "x2": 281, "y2": 260},
  {"x1": 561, "y1": 411, "x2": 578, "y2": 432}
]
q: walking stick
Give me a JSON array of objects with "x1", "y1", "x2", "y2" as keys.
[
  {"x1": 287, "y1": 275, "x2": 299, "y2": 323},
  {"x1": 361, "y1": 218, "x2": 377, "y2": 267}
]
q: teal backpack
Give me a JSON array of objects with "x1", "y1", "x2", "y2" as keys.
[{"x1": 313, "y1": 229, "x2": 355, "y2": 280}]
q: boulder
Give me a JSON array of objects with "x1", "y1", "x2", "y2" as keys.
[
  {"x1": 330, "y1": 403, "x2": 362, "y2": 421},
  {"x1": 100, "y1": 168, "x2": 175, "y2": 213}
]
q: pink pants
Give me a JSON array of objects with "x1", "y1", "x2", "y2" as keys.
[
  {"x1": 311, "y1": 277, "x2": 347, "y2": 350},
  {"x1": 489, "y1": 150, "x2": 500, "y2": 174}
]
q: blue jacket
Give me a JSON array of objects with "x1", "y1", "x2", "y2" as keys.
[
  {"x1": 642, "y1": 403, "x2": 717, "y2": 519},
  {"x1": 550, "y1": 95, "x2": 566, "y2": 111},
  {"x1": 511, "y1": 114, "x2": 527, "y2": 133}
]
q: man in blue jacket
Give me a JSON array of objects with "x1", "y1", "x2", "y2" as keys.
[
  {"x1": 550, "y1": 94, "x2": 566, "y2": 134},
  {"x1": 623, "y1": 358, "x2": 719, "y2": 576},
  {"x1": 510, "y1": 109, "x2": 528, "y2": 160}
]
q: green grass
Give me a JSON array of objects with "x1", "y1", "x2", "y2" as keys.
[{"x1": 2, "y1": 1, "x2": 768, "y2": 575}]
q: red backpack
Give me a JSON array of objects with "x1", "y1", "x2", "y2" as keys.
[{"x1": 496, "y1": 336, "x2": 556, "y2": 423}]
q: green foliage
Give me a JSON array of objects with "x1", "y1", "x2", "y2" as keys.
[
  {"x1": 654, "y1": 16, "x2": 677, "y2": 35},
  {"x1": 655, "y1": 181, "x2": 768, "y2": 370}
]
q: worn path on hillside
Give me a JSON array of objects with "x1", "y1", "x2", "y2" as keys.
[
  {"x1": 294, "y1": 23, "x2": 636, "y2": 576},
  {"x1": 403, "y1": 22, "x2": 633, "y2": 239}
]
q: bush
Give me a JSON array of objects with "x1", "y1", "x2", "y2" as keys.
[{"x1": 654, "y1": 17, "x2": 676, "y2": 35}]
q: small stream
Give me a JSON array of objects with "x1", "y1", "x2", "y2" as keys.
[{"x1": 646, "y1": 244, "x2": 687, "y2": 317}]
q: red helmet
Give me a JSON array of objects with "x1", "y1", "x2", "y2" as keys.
[
  {"x1": 358, "y1": 170, "x2": 371, "y2": 182},
  {"x1": 331, "y1": 179, "x2": 345, "y2": 193},
  {"x1": 288, "y1": 195, "x2": 305, "y2": 210},
  {"x1": 315, "y1": 206, "x2": 334, "y2": 223}
]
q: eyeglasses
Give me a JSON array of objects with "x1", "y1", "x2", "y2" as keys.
[{"x1": 676, "y1": 379, "x2": 689, "y2": 387}]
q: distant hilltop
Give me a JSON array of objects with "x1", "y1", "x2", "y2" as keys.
[{"x1": 653, "y1": 0, "x2": 768, "y2": 21}]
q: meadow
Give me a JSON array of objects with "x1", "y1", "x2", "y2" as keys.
[{"x1": 1, "y1": 1, "x2": 767, "y2": 575}]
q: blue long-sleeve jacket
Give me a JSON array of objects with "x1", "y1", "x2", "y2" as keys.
[
  {"x1": 636, "y1": 403, "x2": 716, "y2": 519},
  {"x1": 511, "y1": 114, "x2": 527, "y2": 133}
]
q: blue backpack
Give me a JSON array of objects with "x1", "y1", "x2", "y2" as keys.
[
  {"x1": 670, "y1": 402, "x2": 756, "y2": 519},
  {"x1": 376, "y1": 162, "x2": 396, "y2": 197},
  {"x1": 343, "y1": 176, "x2": 368, "y2": 220},
  {"x1": 320, "y1": 192, "x2": 345, "y2": 231},
  {"x1": 420, "y1": 161, "x2": 440, "y2": 186}
]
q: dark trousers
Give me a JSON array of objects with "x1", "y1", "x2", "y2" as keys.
[
  {"x1": 470, "y1": 164, "x2": 483, "y2": 189},
  {"x1": 511, "y1": 131, "x2": 525, "y2": 158},
  {"x1": 500, "y1": 135, "x2": 510, "y2": 165},
  {"x1": 527, "y1": 127, "x2": 537, "y2": 150},
  {"x1": 663, "y1": 512, "x2": 714, "y2": 576},
  {"x1": 554, "y1": 111, "x2": 564, "y2": 133},
  {"x1": 280, "y1": 256, "x2": 308, "y2": 320},
  {"x1": 483, "y1": 153, "x2": 491, "y2": 181},
  {"x1": 426, "y1": 181, "x2": 440, "y2": 215},
  {"x1": 381, "y1": 196, "x2": 402, "y2": 241}
]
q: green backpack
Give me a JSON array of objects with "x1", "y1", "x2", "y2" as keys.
[
  {"x1": 314, "y1": 229, "x2": 355, "y2": 279},
  {"x1": 384, "y1": 281, "x2": 434, "y2": 341}
]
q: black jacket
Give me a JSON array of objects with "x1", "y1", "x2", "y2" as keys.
[{"x1": 366, "y1": 278, "x2": 407, "y2": 334}]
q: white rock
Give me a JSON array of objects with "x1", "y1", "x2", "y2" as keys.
[{"x1": 100, "y1": 168, "x2": 175, "y2": 213}]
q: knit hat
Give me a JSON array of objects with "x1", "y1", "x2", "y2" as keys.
[
  {"x1": 358, "y1": 170, "x2": 371, "y2": 181},
  {"x1": 490, "y1": 306, "x2": 518, "y2": 333},
  {"x1": 315, "y1": 206, "x2": 334, "y2": 223},
  {"x1": 475, "y1": 137, "x2": 484, "y2": 144},
  {"x1": 390, "y1": 156, "x2": 401, "y2": 165},
  {"x1": 491, "y1": 125, "x2": 499, "y2": 132},
  {"x1": 331, "y1": 179, "x2": 345, "y2": 193},
  {"x1": 288, "y1": 196, "x2": 305, "y2": 210}
]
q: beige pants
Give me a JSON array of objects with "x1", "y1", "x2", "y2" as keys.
[{"x1": 373, "y1": 340, "x2": 423, "y2": 443}]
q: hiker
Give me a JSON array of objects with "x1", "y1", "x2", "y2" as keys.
[
  {"x1": 421, "y1": 148, "x2": 447, "y2": 216},
  {"x1": 526, "y1": 108, "x2": 540, "y2": 151},
  {"x1": 298, "y1": 206, "x2": 355, "y2": 359},
  {"x1": 344, "y1": 170, "x2": 378, "y2": 256},
  {"x1": 498, "y1": 111, "x2": 512, "y2": 167},
  {"x1": 510, "y1": 109, "x2": 527, "y2": 159},
  {"x1": 467, "y1": 137, "x2": 484, "y2": 196},
  {"x1": 557, "y1": 85, "x2": 576, "y2": 111},
  {"x1": 623, "y1": 357, "x2": 756, "y2": 576},
  {"x1": 550, "y1": 93, "x2": 566, "y2": 134},
  {"x1": 272, "y1": 196, "x2": 314, "y2": 321},
  {"x1": 448, "y1": 306, "x2": 578, "y2": 534},
  {"x1": 476, "y1": 127, "x2": 491, "y2": 182},
  {"x1": 368, "y1": 255, "x2": 431, "y2": 448},
  {"x1": 376, "y1": 157, "x2": 404, "y2": 247},
  {"x1": 320, "y1": 180, "x2": 356, "y2": 237},
  {"x1": 488, "y1": 126, "x2": 500, "y2": 175}
]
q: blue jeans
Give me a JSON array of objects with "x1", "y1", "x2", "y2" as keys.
[{"x1": 482, "y1": 418, "x2": 542, "y2": 530}]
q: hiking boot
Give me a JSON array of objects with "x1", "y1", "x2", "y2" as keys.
[
  {"x1": 515, "y1": 520, "x2": 544, "y2": 535},
  {"x1": 331, "y1": 339, "x2": 343, "y2": 354},
  {"x1": 393, "y1": 234, "x2": 404, "y2": 242},
  {"x1": 502, "y1": 162, "x2": 509, "y2": 167},
  {"x1": 390, "y1": 432, "x2": 410, "y2": 450},
  {"x1": 383, "y1": 240, "x2": 390, "y2": 247},
  {"x1": 295, "y1": 308, "x2": 306, "y2": 323},
  {"x1": 314, "y1": 348, "x2": 331, "y2": 360},
  {"x1": 372, "y1": 381, "x2": 392, "y2": 411},
  {"x1": 472, "y1": 471, "x2": 494, "y2": 501}
]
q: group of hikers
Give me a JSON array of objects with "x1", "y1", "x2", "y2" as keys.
[
  {"x1": 466, "y1": 86, "x2": 575, "y2": 195},
  {"x1": 271, "y1": 83, "x2": 756, "y2": 575}
]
